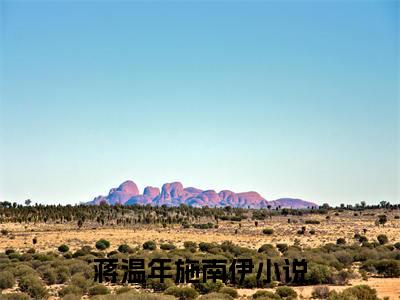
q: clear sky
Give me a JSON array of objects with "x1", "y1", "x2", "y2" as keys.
[{"x1": 0, "y1": 0, "x2": 398, "y2": 206}]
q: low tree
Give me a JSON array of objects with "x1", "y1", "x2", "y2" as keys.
[
  {"x1": 377, "y1": 215, "x2": 387, "y2": 226},
  {"x1": 377, "y1": 234, "x2": 389, "y2": 245}
]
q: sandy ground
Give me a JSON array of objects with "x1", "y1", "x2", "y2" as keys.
[{"x1": 0, "y1": 212, "x2": 398, "y2": 252}]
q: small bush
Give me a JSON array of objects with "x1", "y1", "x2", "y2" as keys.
[
  {"x1": 71, "y1": 273, "x2": 91, "y2": 292},
  {"x1": 262, "y1": 228, "x2": 274, "y2": 235},
  {"x1": 336, "y1": 238, "x2": 346, "y2": 245},
  {"x1": 0, "y1": 293, "x2": 30, "y2": 300},
  {"x1": 193, "y1": 280, "x2": 224, "y2": 294},
  {"x1": 165, "y1": 286, "x2": 199, "y2": 300},
  {"x1": 394, "y1": 242, "x2": 400, "y2": 250},
  {"x1": 95, "y1": 239, "x2": 110, "y2": 250},
  {"x1": 305, "y1": 263, "x2": 333, "y2": 284},
  {"x1": 0, "y1": 270, "x2": 15, "y2": 288},
  {"x1": 160, "y1": 243, "x2": 176, "y2": 250},
  {"x1": 371, "y1": 259, "x2": 400, "y2": 277},
  {"x1": 377, "y1": 234, "x2": 389, "y2": 245},
  {"x1": 183, "y1": 241, "x2": 197, "y2": 252},
  {"x1": 305, "y1": 220, "x2": 320, "y2": 224},
  {"x1": 118, "y1": 244, "x2": 133, "y2": 253},
  {"x1": 89, "y1": 284, "x2": 110, "y2": 295},
  {"x1": 311, "y1": 286, "x2": 330, "y2": 299},
  {"x1": 19, "y1": 274, "x2": 48, "y2": 299},
  {"x1": 193, "y1": 222, "x2": 214, "y2": 229},
  {"x1": 5, "y1": 249, "x2": 15, "y2": 255},
  {"x1": 220, "y1": 287, "x2": 238, "y2": 298},
  {"x1": 143, "y1": 240, "x2": 157, "y2": 250},
  {"x1": 276, "y1": 243, "x2": 288, "y2": 253},
  {"x1": 55, "y1": 266, "x2": 70, "y2": 284},
  {"x1": 275, "y1": 286, "x2": 297, "y2": 299},
  {"x1": 146, "y1": 278, "x2": 174, "y2": 292},
  {"x1": 258, "y1": 244, "x2": 274, "y2": 253},
  {"x1": 40, "y1": 267, "x2": 57, "y2": 285},
  {"x1": 59, "y1": 285, "x2": 83, "y2": 297},
  {"x1": 334, "y1": 285, "x2": 379, "y2": 300},
  {"x1": 58, "y1": 244, "x2": 70, "y2": 253}
]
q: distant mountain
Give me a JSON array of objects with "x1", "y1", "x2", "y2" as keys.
[{"x1": 87, "y1": 180, "x2": 318, "y2": 209}]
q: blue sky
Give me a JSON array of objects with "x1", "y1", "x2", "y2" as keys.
[{"x1": 0, "y1": 0, "x2": 398, "y2": 206}]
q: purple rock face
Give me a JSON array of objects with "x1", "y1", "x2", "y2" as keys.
[
  {"x1": 87, "y1": 180, "x2": 318, "y2": 208},
  {"x1": 143, "y1": 186, "x2": 160, "y2": 199},
  {"x1": 116, "y1": 181, "x2": 140, "y2": 194},
  {"x1": 88, "y1": 180, "x2": 140, "y2": 205}
]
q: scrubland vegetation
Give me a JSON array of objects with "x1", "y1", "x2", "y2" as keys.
[{"x1": 0, "y1": 202, "x2": 399, "y2": 299}]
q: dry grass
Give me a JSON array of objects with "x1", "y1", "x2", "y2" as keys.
[{"x1": 0, "y1": 209, "x2": 398, "y2": 253}]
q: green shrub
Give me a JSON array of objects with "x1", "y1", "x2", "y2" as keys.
[
  {"x1": 330, "y1": 285, "x2": 379, "y2": 300},
  {"x1": 239, "y1": 274, "x2": 259, "y2": 288},
  {"x1": 305, "y1": 220, "x2": 320, "y2": 224},
  {"x1": 336, "y1": 238, "x2": 346, "y2": 245},
  {"x1": 41, "y1": 267, "x2": 57, "y2": 285},
  {"x1": 95, "y1": 239, "x2": 110, "y2": 250},
  {"x1": 143, "y1": 240, "x2": 157, "y2": 250},
  {"x1": 71, "y1": 273, "x2": 91, "y2": 292},
  {"x1": 262, "y1": 228, "x2": 274, "y2": 235},
  {"x1": 219, "y1": 287, "x2": 238, "y2": 298},
  {"x1": 56, "y1": 266, "x2": 70, "y2": 283},
  {"x1": 164, "y1": 286, "x2": 199, "y2": 299},
  {"x1": 19, "y1": 274, "x2": 48, "y2": 299},
  {"x1": 89, "y1": 284, "x2": 110, "y2": 295},
  {"x1": 183, "y1": 241, "x2": 197, "y2": 252},
  {"x1": 258, "y1": 244, "x2": 275, "y2": 253},
  {"x1": 372, "y1": 259, "x2": 400, "y2": 277},
  {"x1": 0, "y1": 293, "x2": 30, "y2": 300},
  {"x1": 198, "y1": 242, "x2": 220, "y2": 253},
  {"x1": 0, "y1": 270, "x2": 15, "y2": 289},
  {"x1": 182, "y1": 222, "x2": 191, "y2": 228},
  {"x1": 5, "y1": 249, "x2": 15, "y2": 255},
  {"x1": 59, "y1": 285, "x2": 83, "y2": 297},
  {"x1": 13, "y1": 264, "x2": 37, "y2": 277},
  {"x1": 118, "y1": 244, "x2": 133, "y2": 253},
  {"x1": 334, "y1": 250, "x2": 353, "y2": 266},
  {"x1": 377, "y1": 234, "x2": 389, "y2": 245},
  {"x1": 193, "y1": 280, "x2": 224, "y2": 294},
  {"x1": 305, "y1": 263, "x2": 333, "y2": 284},
  {"x1": 193, "y1": 223, "x2": 214, "y2": 229},
  {"x1": 275, "y1": 286, "x2": 297, "y2": 299},
  {"x1": 394, "y1": 242, "x2": 400, "y2": 250},
  {"x1": 8, "y1": 252, "x2": 21, "y2": 260},
  {"x1": 58, "y1": 244, "x2": 70, "y2": 253},
  {"x1": 252, "y1": 290, "x2": 280, "y2": 299},
  {"x1": 146, "y1": 278, "x2": 174, "y2": 292},
  {"x1": 160, "y1": 243, "x2": 176, "y2": 250},
  {"x1": 276, "y1": 243, "x2": 288, "y2": 253}
]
